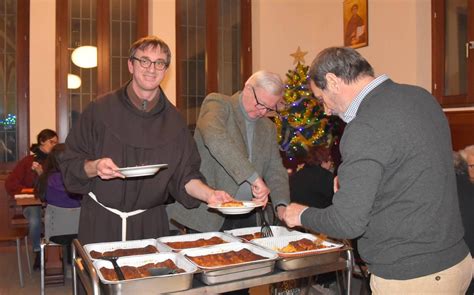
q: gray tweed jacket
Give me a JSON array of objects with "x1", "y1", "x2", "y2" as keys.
[{"x1": 166, "y1": 92, "x2": 290, "y2": 232}]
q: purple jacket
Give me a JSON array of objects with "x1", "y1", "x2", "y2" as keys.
[{"x1": 46, "y1": 172, "x2": 81, "y2": 208}]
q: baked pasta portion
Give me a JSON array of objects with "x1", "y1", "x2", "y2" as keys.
[
  {"x1": 165, "y1": 236, "x2": 226, "y2": 249},
  {"x1": 277, "y1": 238, "x2": 330, "y2": 253},
  {"x1": 100, "y1": 259, "x2": 184, "y2": 281},
  {"x1": 90, "y1": 245, "x2": 158, "y2": 259},
  {"x1": 237, "y1": 232, "x2": 263, "y2": 241},
  {"x1": 220, "y1": 201, "x2": 245, "y2": 207},
  {"x1": 186, "y1": 248, "x2": 266, "y2": 268}
]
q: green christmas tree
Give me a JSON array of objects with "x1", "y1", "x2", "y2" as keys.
[{"x1": 275, "y1": 48, "x2": 341, "y2": 159}]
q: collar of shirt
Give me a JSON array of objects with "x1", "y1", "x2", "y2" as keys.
[
  {"x1": 341, "y1": 74, "x2": 389, "y2": 123},
  {"x1": 126, "y1": 82, "x2": 159, "y2": 112}
]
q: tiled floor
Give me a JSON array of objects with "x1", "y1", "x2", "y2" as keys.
[{"x1": 0, "y1": 242, "x2": 72, "y2": 294}]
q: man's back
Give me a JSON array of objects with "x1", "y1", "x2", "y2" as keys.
[{"x1": 343, "y1": 79, "x2": 467, "y2": 279}]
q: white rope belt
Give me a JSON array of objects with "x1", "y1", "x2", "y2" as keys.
[{"x1": 88, "y1": 192, "x2": 146, "y2": 241}]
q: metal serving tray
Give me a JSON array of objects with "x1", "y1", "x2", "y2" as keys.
[
  {"x1": 180, "y1": 242, "x2": 278, "y2": 285},
  {"x1": 251, "y1": 233, "x2": 345, "y2": 271},
  {"x1": 83, "y1": 239, "x2": 167, "y2": 261},
  {"x1": 156, "y1": 231, "x2": 241, "y2": 251},
  {"x1": 93, "y1": 252, "x2": 197, "y2": 294},
  {"x1": 224, "y1": 226, "x2": 302, "y2": 241}
]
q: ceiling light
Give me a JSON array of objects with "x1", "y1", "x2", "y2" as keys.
[
  {"x1": 71, "y1": 45, "x2": 97, "y2": 68},
  {"x1": 67, "y1": 74, "x2": 82, "y2": 89}
]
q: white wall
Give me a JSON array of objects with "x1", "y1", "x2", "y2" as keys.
[{"x1": 29, "y1": 0, "x2": 432, "y2": 145}]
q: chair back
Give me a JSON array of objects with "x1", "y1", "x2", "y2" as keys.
[{"x1": 44, "y1": 205, "x2": 80, "y2": 241}]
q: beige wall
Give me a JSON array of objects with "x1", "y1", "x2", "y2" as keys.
[
  {"x1": 28, "y1": 0, "x2": 432, "y2": 144},
  {"x1": 253, "y1": 0, "x2": 431, "y2": 90},
  {"x1": 30, "y1": 0, "x2": 56, "y2": 144}
]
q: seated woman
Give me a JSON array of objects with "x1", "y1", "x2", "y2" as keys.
[
  {"x1": 5, "y1": 129, "x2": 58, "y2": 270},
  {"x1": 289, "y1": 146, "x2": 334, "y2": 209},
  {"x1": 36, "y1": 144, "x2": 81, "y2": 265}
]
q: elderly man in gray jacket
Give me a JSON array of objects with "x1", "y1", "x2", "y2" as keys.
[{"x1": 167, "y1": 70, "x2": 290, "y2": 232}]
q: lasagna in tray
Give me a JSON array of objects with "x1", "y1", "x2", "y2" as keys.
[
  {"x1": 236, "y1": 232, "x2": 263, "y2": 241},
  {"x1": 164, "y1": 236, "x2": 227, "y2": 250},
  {"x1": 185, "y1": 248, "x2": 266, "y2": 268},
  {"x1": 277, "y1": 238, "x2": 331, "y2": 253},
  {"x1": 90, "y1": 245, "x2": 158, "y2": 259},
  {"x1": 100, "y1": 259, "x2": 184, "y2": 281}
]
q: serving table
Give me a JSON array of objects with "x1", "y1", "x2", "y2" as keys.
[{"x1": 72, "y1": 238, "x2": 353, "y2": 295}]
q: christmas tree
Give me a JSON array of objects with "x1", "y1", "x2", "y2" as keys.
[{"x1": 275, "y1": 47, "x2": 341, "y2": 159}]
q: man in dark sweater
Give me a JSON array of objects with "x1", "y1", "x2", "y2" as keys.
[{"x1": 283, "y1": 47, "x2": 471, "y2": 293}]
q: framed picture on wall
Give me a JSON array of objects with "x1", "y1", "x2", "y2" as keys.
[{"x1": 343, "y1": 0, "x2": 368, "y2": 49}]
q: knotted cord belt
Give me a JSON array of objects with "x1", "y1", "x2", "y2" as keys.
[{"x1": 88, "y1": 192, "x2": 146, "y2": 241}]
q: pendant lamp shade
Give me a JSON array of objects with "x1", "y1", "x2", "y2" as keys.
[
  {"x1": 71, "y1": 46, "x2": 97, "y2": 68},
  {"x1": 67, "y1": 74, "x2": 82, "y2": 89}
]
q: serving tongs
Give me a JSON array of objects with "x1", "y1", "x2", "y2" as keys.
[{"x1": 98, "y1": 256, "x2": 125, "y2": 281}]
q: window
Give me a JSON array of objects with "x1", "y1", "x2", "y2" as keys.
[
  {"x1": 0, "y1": 0, "x2": 29, "y2": 166},
  {"x1": 432, "y1": 0, "x2": 474, "y2": 107},
  {"x1": 56, "y1": 0, "x2": 147, "y2": 141},
  {"x1": 176, "y1": 0, "x2": 252, "y2": 129}
]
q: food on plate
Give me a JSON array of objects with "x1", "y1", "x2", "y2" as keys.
[
  {"x1": 220, "y1": 200, "x2": 245, "y2": 207},
  {"x1": 165, "y1": 236, "x2": 227, "y2": 249},
  {"x1": 277, "y1": 238, "x2": 331, "y2": 253},
  {"x1": 237, "y1": 232, "x2": 263, "y2": 241},
  {"x1": 100, "y1": 259, "x2": 184, "y2": 281},
  {"x1": 90, "y1": 245, "x2": 158, "y2": 259},
  {"x1": 186, "y1": 248, "x2": 266, "y2": 267}
]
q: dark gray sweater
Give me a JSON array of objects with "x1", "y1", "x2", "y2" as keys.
[{"x1": 302, "y1": 79, "x2": 468, "y2": 279}]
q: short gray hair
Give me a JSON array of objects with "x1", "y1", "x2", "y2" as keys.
[
  {"x1": 245, "y1": 70, "x2": 284, "y2": 96},
  {"x1": 459, "y1": 145, "x2": 474, "y2": 161}
]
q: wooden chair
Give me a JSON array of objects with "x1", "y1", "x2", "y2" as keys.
[{"x1": 0, "y1": 226, "x2": 32, "y2": 287}]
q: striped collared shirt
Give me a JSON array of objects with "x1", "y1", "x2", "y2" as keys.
[{"x1": 341, "y1": 74, "x2": 389, "y2": 123}]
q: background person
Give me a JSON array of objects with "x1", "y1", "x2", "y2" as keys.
[
  {"x1": 59, "y1": 36, "x2": 232, "y2": 245},
  {"x1": 5, "y1": 128, "x2": 58, "y2": 270},
  {"x1": 455, "y1": 145, "x2": 474, "y2": 293},
  {"x1": 167, "y1": 70, "x2": 290, "y2": 233},
  {"x1": 289, "y1": 145, "x2": 334, "y2": 209},
  {"x1": 283, "y1": 47, "x2": 471, "y2": 294}
]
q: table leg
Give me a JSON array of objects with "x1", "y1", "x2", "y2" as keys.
[{"x1": 25, "y1": 236, "x2": 32, "y2": 275}]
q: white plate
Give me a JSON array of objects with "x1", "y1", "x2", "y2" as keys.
[
  {"x1": 116, "y1": 164, "x2": 168, "y2": 178},
  {"x1": 208, "y1": 201, "x2": 263, "y2": 215}
]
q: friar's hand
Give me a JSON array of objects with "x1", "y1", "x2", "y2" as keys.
[
  {"x1": 283, "y1": 203, "x2": 308, "y2": 228},
  {"x1": 95, "y1": 158, "x2": 125, "y2": 179}
]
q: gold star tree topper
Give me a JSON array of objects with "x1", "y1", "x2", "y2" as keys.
[{"x1": 290, "y1": 46, "x2": 308, "y2": 65}]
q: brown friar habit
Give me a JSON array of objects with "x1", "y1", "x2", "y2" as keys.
[{"x1": 60, "y1": 82, "x2": 203, "y2": 244}]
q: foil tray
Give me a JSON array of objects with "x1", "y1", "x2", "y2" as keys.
[
  {"x1": 224, "y1": 226, "x2": 302, "y2": 241},
  {"x1": 276, "y1": 250, "x2": 342, "y2": 271},
  {"x1": 94, "y1": 252, "x2": 197, "y2": 294},
  {"x1": 156, "y1": 231, "x2": 241, "y2": 251},
  {"x1": 180, "y1": 242, "x2": 278, "y2": 285},
  {"x1": 83, "y1": 238, "x2": 167, "y2": 261}
]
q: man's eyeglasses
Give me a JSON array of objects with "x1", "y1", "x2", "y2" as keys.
[
  {"x1": 131, "y1": 56, "x2": 168, "y2": 70},
  {"x1": 251, "y1": 86, "x2": 281, "y2": 113}
]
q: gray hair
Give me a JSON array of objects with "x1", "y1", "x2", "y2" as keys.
[
  {"x1": 308, "y1": 47, "x2": 374, "y2": 90},
  {"x1": 245, "y1": 70, "x2": 284, "y2": 96},
  {"x1": 459, "y1": 145, "x2": 474, "y2": 161}
]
